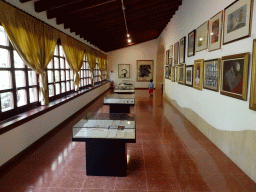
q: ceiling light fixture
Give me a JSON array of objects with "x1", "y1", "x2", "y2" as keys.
[{"x1": 121, "y1": 0, "x2": 131, "y2": 43}]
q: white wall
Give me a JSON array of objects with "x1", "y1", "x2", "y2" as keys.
[
  {"x1": 161, "y1": 0, "x2": 256, "y2": 131},
  {"x1": 107, "y1": 39, "x2": 157, "y2": 88},
  {"x1": 0, "y1": 83, "x2": 110, "y2": 167}
]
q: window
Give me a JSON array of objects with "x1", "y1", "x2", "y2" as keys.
[
  {"x1": 0, "y1": 25, "x2": 39, "y2": 121},
  {"x1": 79, "y1": 55, "x2": 91, "y2": 88},
  {"x1": 101, "y1": 70, "x2": 107, "y2": 81},
  {"x1": 46, "y1": 43, "x2": 74, "y2": 101},
  {"x1": 94, "y1": 63, "x2": 101, "y2": 84}
]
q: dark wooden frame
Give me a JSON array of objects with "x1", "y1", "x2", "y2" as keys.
[
  {"x1": 165, "y1": 65, "x2": 169, "y2": 79},
  {"x1": 188, "y1": 30, "x2": 196, "y2": 57},
  {"x1": 209, "y1": 11, "x2": 223, "y2": 52},
  {"x1": 223, "y1": 0, "x2": 254, "y2": 45},
  {"x1": 179, "y1": 37, "x2": 186, "y2": 64},
  {"x1": 174, "y1": 42, "x2": 179, "y2": 65},
  {"x1": 203, "y1": 58, "x2": 220, "y2": 92},
  {"x1": 185, "y1": 65, "x2": 193, "y2": 87}
]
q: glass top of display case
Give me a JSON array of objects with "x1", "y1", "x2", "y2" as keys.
[
  {"x1": 72, "y1": 113, "x2": 136, "y2": 141},
  {"x1": 104, "y1": 94, "x2": 135, "y2": 104}
]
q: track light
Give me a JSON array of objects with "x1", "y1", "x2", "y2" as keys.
[{"x1": 128, "y1": 39, "x2": 131, "y2": 43}]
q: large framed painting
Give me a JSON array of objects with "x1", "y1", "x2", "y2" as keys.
[
  {"x1": 223, "y1": 0, "x2": 253, "y2": 44},
  {"x1": 166, "y1": 50, "x2": 169, "y2": 65},
  {"x1": 193, "y1": 59, "x2": 204, "y2": 90},
  {"x1": 171, "y1": 67, "x2": 175, "y2": 81},
  {"x1": 185, "y1": 65, "x2": 193, "y2": 87},
  {"x1": 250, "y1": 39, "x2": 256, "y2": 111},
  {"x1": 118, "y1": 64, "x2": 130, "y2": 78},
  {"x1": 179, "y1": 37, "x2": 186, "y2": 64},
  {"x1": 188, "y1": 30, "x2": 196, "y2": 57},
  {"x1": 137, "y1": 60, "x2": 154, "y2": 82},
  {"x1": 178, "y1": 64, "x2": 185, "y2": 84},
  {"x1": 204, "y1": 59, "x2": 220, "y2": 91},
  {"x1": 174, "y1": 42, "x2": 179, "y2": 65},
  {"x1": 221, "y1": 53, "x2": 249, "y2": 100},
  {"x1": 165, "y1": 65, "x2": 169, "y2": 79},
  {"x1": 169, "y1": 45, "x2": 173, "y2": 58},
  {"x1": 209, "y1": 11, "x2": 223, "y2": 51},
  {"x1": 195, "y1": 21, "x2": 208, "y2": 52}
]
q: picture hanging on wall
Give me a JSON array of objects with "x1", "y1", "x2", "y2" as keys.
[
  {"x1": 166, "y1": 50, "x2": 169, "y2": 65},
  {"x1": 195, "y1": 21, "x2": 208, "y2": 52},
  {"x1": 174, "y1": 42, "x2": 179, "y2": 65},
  {"x1": 209, "y1": 11, "x2": 223, "y2": 51},
  {"x1": 136, "y1": 60, "x2": 154, "y2": 82},
  {"x1": 169, "y1": 57, "x2": 173, "y2": 66},
  {"x1": 185, "y1": 65, "x2": 193, "y2": 87},
  {"x1": 178, "y1": 64, "x2": 185, "y2": 84},
  {"x1": 188, "y1": 30, "x2": 196, "y2": 57},
  {"x1": 223, "y1": 0, "x2": 253, "y2": 45},
  {"x1": 220, "y1": 53, "x2": 249, "y2": 101},
  {"x1": 169, "y1": 45, "x2": 173, "y2": 58},
  {"x1": 165, "y1": 65, "x2": 169, "y2": 79},
  {"x1": 179, "y1": 37, "x2": 186, "y2": 64},
  {"x1": 249, "y1": 39, "x2": 256, "y2": 111},
  {"x1": 118, "y1": 64, "x2": 130, "y2": 78},
  {"x1": 169, "y1": 62, "x2": 172, "y2": 79},
  {"x1": 171, "y1": 67, "x2": 175, "y2": 81},
  {"x1": 203, "y1": 59, "x2": 220, "y2": 91},
  {"x1": 193, "y1": 59, "x2": 204, "y2": 90},
  {"x1": 175, "y1": 66, "x2": 178, "y2": 82}
]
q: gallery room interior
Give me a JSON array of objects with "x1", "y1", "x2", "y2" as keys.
[{"x1": 0, "y1": 0, "x2": 256, "y2": 191}]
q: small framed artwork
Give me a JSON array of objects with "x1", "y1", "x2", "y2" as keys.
[
  {"x1": 165, "y1": 65, "x2": 169, "y2": 79},
  {"x1": 178, "y1": 64, "x2": 185, "y2": 84},
  {"x1": 209, "y1": 11, "x2": 223, "y2": 51},
  {"x1": 175, "y1": 66, "x2": 178, "y2": 82},
  {"x1": 250, "y1": 39, "x2": 256, "y2": 111},
  {"x1": 137, "y1": 60, "x2": 154, "y2": 82},
  {"x1": 171, "y1": 67, "x2": 175, "y2": 81},
  {"x1": 220, "y1": 53, "x2": 249, "y2": 100},
  {"x1": 204, "y1": 59, "x2": 220, "y2": 91},
  {"x1": 188, "y1": 30, "x2": 196, "y2": 57},
  {"x1": 118, "y1": 64, "x2": 130, "y2": 78},
  {"x1": 195, "y1": 21, "x2": 208, "y2": 52},
  {"x1": 174, "y1": 42, "x2": 179, "y2": 65},
  {"x1": 169, "y1": 58, "x2": 172, "y2": 66},
  {"x1": 223, "y1": 0, "x2": 253, "y2": 45},
  {"x1": 193, "y1": 59, "x2": 204, "y2": 90},
  {"x1": 166, "y1": 50, "x2": 169, "y2": 65},
  {"x1": 169, "y1": 45, "x2": 173, "y2": 58},
  {"x1": 168, "y1": 65, "x2": 172, "y2": 79},
  {"x1": 185, "y1": 65, "x2": 193, "y2": 87},
  {"x1": 179, "y1": 37, "x2": 186, "y2": 64}
]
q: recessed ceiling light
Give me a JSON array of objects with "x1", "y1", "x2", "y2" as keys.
[{"x1": 128, "y1": 39, "x2": 131, "y2": 43}]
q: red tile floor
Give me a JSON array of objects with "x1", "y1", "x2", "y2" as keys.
[{"x1": 0, "y1": 89, "x2": 255, "y2": 192}]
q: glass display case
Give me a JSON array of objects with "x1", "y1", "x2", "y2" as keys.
[{"x1": 114, "y1": 81, "x2": 135, "y2": 94}]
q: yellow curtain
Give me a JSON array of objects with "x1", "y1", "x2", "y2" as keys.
[
  {"x1": 98, "y1": 52, "x2": 105, "y2": 80},
  {"x1": 0, "y1": 1, "x2": 58, "y2": 105},
  {"x1": 86, "y1": 48, "x2": 97, "y2": 84},
  {"x1": 60, "y1": 33, "x2": 85, "y2": 91}
]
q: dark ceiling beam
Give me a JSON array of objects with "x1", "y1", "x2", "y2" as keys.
[
  {"x1": 19, "y1": 0, "x2": 32, "y2": 3},
  {"x1": 34, "y1": 0, "x2": 83, "y2": 13}
]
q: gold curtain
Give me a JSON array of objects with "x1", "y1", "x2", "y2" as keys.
[
  {"x1": 0, "y1": 1, "x2": 58, "y2": 105},
  {"x1": 86, "y1": 48, "x2": 97, "y2": 84},
  {"x1": 98, "y1": 52, "x2": 105, "y2": 80},
  {"x1": 60, "y1": 33, "x2": 85, "y2": 91}
]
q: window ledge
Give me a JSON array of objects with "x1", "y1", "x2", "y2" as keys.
[{"x1": 0, "y1": 81, "x2": 110, "y2": 135}]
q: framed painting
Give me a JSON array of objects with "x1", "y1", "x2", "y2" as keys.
[
  {"x1": 179, "y1": 37, "x2": 186, "y2": 64},
  {"x1": 209, "y1": 11, "x2": 223, "y2": 51},
  {"x1": 204, "y1": 59, "x2": 220, "y2": 91},
  {"x1": 165, "y1": 65, "x2": 169, "y2": 79},
  {"x1": 193, "y1": 59, "x2": 204, "y2": 90},
  {"x1": 174, "y1": 42, "x2": 179, "y2": 65},
  {"x1": 169, "y1": 45, "x2": 173, "y2": 58},
  {"x1": 118, "y1": 64, "x2": 130, "y2": 78},
  {"x1": 171, "y1": 67, "x2": 175, "y2": 81},
  {"x1": 178, "y1": 64, "x2": 185, "y2": 84},
  {"x1": 195, "y1": 21, "x2": 208, "y2": 52},
  {"x1": 220, "y1": 53, "x2": 249, "y2": 100},
  {"x1": 137, "y1": 60, "x2": 154, "y2": 82},
  {"x1": 175, "y1": 66, "x2": 178, "y2": 82},
  {"x1": 188, "y1": 30, "x2": 196, "y2": 57},
  {"x1": 168, "y1": 64, "x2": 172, "y2": 79},
  {"x1": 250, "y1": 39, "x2": 256, "y2": 110},
  {"x1": 166, "y1": 50, "x2": 169, "y2": 65},
  {"x1": 169, "y1": 57, "x2": 173, "y2": 66},
  {"x1": 185, "y1": 65, "x2": 193, "y2": 87},
  {"x1": 223, "y1": 0, "x2": 253, "y2": 44}
]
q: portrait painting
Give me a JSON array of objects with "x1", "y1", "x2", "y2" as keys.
[
  {"x1": 209, "y1": 11, "x2": 222, "y2": 51},
  {"x1": 185, "y1": 65, "x2": 193, "y2": 86},
  {"x1": 223, "y1": 0, "x2": 253, "y2": 44},
  {"x1": 137, "y1": 60, "x2": 154, "y2": 82},
  {"x1": 221, "y1": 53, "x2": 249, "y2": 100},
  {"x1": 193, "y1": 59, "x2": 204, "y2": 90},
  {"x1": 174, "y1": 42, "x2": 179, "y2": 65},
  {"x1": 188, "y1": 30, "x2": 196, "y2": 57},
  {"x1": 179, "y1": 37, "x2": 186, "y2": 64},
  {"x1": 118, "y1": 64, "x2": 130, "y2": 78},
  {"x1": 195, "y1": 21, "x2": 208, "y2": 52},
  {"x1": 203, "y1": 59, "x2": 220, "y2": 91}
]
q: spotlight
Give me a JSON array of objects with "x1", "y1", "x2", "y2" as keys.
[
  {"x1": 128, "y1": 39, "x2": 131, "y2": 43},
  {"x1": 127, "y1": 34, "x2": 130, "y2": 37}
]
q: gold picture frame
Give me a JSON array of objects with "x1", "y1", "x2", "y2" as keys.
[
  {"x1": 203, "y1": 58, "x2": 220, "y2": 92},
  {"x1": 193, "y1": 59, "x2": 204, "y2": 90},
  {"x1": 195, "y1": 21, "x2": 208, "y2": 52},
  {"x1": 209, "y1": 11, "x2": 223, "y2": 52},
  {"x1": 250, "y1": 39, "x2": 256, "y2": 110},
  {"x1": 137, "y1": 60, "x2": 154, "y2": 82},
  {"x1": 178, "y1": 64, "x2": 185, "y2": 84},
  {"x1": 220, "y1": 53, "x2": 249, "y2": 100},
  {"x1": 171, "y1": 67, "x2": 175, "y2": 81}
]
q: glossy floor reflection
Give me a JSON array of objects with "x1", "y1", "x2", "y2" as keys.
[{"x1": 0, "y1": 89, "x2": 255, "y2": 192}]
